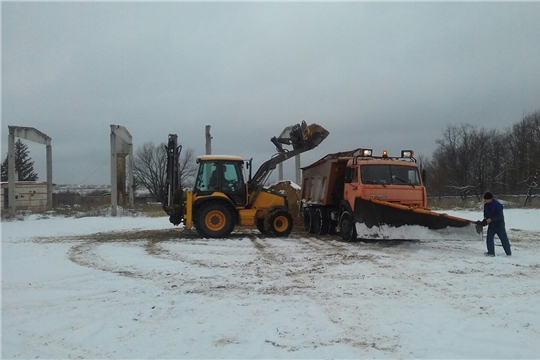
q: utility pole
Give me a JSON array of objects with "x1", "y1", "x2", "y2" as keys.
[
  {"x1": 295, "y1": 154, "x2": 301, "y2": 185},
  {"x1": 205, "y1": 125, "x2": 212, "y2": 155}
]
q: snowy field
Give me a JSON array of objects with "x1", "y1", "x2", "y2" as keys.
[{"x1": 2, "y1": 208, "x2": 540, "y2": 359}]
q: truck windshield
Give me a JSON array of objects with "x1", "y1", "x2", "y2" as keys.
[{"x1": 360, "y1": 164, "x2": 421, "y2": 186}]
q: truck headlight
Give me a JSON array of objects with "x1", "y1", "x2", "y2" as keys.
[{"x1": 401, "y1": 150, "x2": 414, "y2": 158}]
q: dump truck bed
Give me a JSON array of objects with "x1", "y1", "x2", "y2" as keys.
[{"x1": 301, "y1": 156, "x2": 350, "y2": 206}]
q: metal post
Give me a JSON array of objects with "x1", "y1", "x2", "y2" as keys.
[
  {"x1": 278, "y1": 163, "x2": 283, "y2": 181},
  {"x1": 205, "y1": 125, "x2": 212, "y2": 155}
]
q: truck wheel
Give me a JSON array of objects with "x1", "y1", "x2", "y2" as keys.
[
  {"x1": 304, "y1": 208, "x2": 315, "y2": 233},
  {"x1": 268, "y1": 210, "x2": 294, "y2": 237},
  {"x1": 312, "y1": 208, "x2": 321, "y2": 234},
  {"x1": 328, "y1": 219, "x2": 338, "y2": 234},
  {"x1": 340, "y1": 211, "x2": 357, "y2": 241},
  {"x1": 256, "y1": 218, "x2": 267, "y2": 234},
  {"x1": 196, "y1": 202, "x2": 234, "y2": 238},
  {"x1": 315, "y1": 207, "x2": 330, "y2": 235}
]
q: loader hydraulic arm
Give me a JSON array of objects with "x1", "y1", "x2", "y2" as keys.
[
  {"x1": 163, "y1": 134, "x2": 184, "y2": 225},
  {"x1": 247, "y1": 121, "x2": 329, "y2": 203}
]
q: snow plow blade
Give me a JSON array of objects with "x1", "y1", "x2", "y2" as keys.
[{"x1": 354, "y1": 198, "x2": 481, "y2": 233}]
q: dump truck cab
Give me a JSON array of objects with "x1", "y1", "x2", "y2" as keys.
[
  {"x1": 301, "y1": 148, "x2": 477, "y2": 240},
  {"x1": 344, "y1": 151, "x2": 427, "y2": 210}
]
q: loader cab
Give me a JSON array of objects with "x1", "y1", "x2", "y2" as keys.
[{"x1": 194, "y1": 156, "x2": 246, "y2": 206}]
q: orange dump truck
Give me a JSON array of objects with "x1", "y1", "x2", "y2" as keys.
[{"x1": 301, "y1": 148, "x2": 479, "y2": 240}]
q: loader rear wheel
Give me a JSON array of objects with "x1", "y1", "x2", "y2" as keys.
[
  {"x1": 196, "y1": 202, "x2": 234, "y2": 238},
  {"x1": 316, "y1": 207, "x2": 330, "y2": 235},
  {"x1": 268, "y1": 210, "x2": 293, "y2": 237},
  {"x1": 340, "y1": 211, "x2": 357, "y2": 241},
  {"x1": 303, "y1": 207, "x2": 315, "y2": 233}
]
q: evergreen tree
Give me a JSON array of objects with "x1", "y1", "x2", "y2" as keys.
[{"x1": 1, "y1": 139, "x2": 39, "y2": 181}]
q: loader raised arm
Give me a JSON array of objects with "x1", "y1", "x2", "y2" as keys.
[{"x1": 247, "y1": 121, "x2": 329, "y2": 203}]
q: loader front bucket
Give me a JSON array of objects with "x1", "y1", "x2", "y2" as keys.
[
  {"x1": 274, "y1": 121, "x2": 329, "y2": 152},
  {"x1": 354, "y1": 198, "x2": 480, "y2": 232},
  {"x1": 302, "y1": 122, "x2": 330, "y2": 149}
]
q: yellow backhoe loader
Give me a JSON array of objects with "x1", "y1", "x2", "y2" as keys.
[{"x1": 163, "y1": 121, "x2": 329, "y2": 238}]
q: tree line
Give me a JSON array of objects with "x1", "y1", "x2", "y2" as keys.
[
  {"x1": 421, "y1": 109, "x2": 540, "y2": 198},
  {"x1": 3, "y1": 109, "x2": 539, "y2": 203}
]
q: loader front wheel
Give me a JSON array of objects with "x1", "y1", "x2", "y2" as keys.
[
  {"x1": 340, "y1": 211, "x2": 357, "y2": 241},
  {"x1": 196, "y1": 202, "x2": 234, "y2": 238},
  {"x1": 268, "y1": 210, "x2": 294, "y2": 237}
]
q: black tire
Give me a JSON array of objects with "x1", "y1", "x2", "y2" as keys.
[
  {"x1": 196, "y1": 202, "x2": 234, "y2": 238},
  {"x1": 312, "y1": 208, "x2": 321, "y2": 234},
  {"x1": 315, "y1": 207, "x2": 330, "y2": 235},
  {"x1": 256, "y1": 218, "x2": 267, "y2": 234},
  {"x1": 268, "y1": 210, "x2": 294, "y2": 237},
  {"x1": 340, "y1": 211, "x2": 357, "y2": 241},
  {"x1": 328, "y1": 219, "x2": 338, "y2": 234},
  {"x1": 303, "y1": 207, "x2": 315, "y2": 233}
]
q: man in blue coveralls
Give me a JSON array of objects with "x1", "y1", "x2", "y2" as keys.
[{"x1": 480, "y1": 192, "x2": 512, "y2": 257}]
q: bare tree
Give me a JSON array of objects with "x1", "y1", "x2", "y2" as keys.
[
  {"x1": 508, "y1": 110, "x2": 540, "y2": 193},
  {"x1": 133, "y1": 142, "x2": 197, "y2": 203},
  {"x1": 429, "y1": 124, "x2": 506, "y2": 197},
  {"x1": 178, "y1": 148, "x2": 197, "y2": 188}
]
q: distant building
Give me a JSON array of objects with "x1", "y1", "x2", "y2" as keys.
[{"x1": 1, "y1": 181, "x2": 50, "y2": 212}]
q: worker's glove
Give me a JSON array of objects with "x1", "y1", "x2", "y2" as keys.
[{"x1": 475, "y1": 219, "x2": 487, "y2": 226}]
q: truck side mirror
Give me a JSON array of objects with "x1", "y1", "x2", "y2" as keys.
[{"x1": 422, "y1": 169, "x2": 427, "y2": 184}]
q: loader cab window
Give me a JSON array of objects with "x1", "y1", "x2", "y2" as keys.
[{"x1": 195, "y1": 161, "x2": 244, "y2": 194}]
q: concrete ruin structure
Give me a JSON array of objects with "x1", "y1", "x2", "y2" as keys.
[
  {"x1": 6, "y1": 126, "x2": 53, "y2": 216},
  {"x1": 110, "y1": 125, "x2": 134, "y2": 216},
  {"x1": 1, "y1": 181, "x2": 50, "y2": 212}
]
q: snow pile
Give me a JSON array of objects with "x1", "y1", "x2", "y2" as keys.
[{"x1": 2, "y1": 209, "x2": 540, "y2": 359}]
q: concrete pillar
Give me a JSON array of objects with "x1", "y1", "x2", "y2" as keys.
[
  {"x1": 8, "y1": 130, "x2": 15, "y2": 216},
  {"x1": 127, "y1": 142, "x2": 134, "y2": 209},
  {"x1": 110, "y1": 130, "x2": 118, "y2": 216},
  {"x1": 110, "y1": 125, "x2": 133, "y2": 216},
  {"x1": 295, "y1": 154, "x2": 301, "y2": 185},
  {"x1": 46, "y1": 144, "x2": 53, "y2": 210},
  {"x1": 117, "y1": 156, "x2": 126, "y2": 206},
  {"x1": 6, "y1": 126, "x2": 52, "y2": 215}
]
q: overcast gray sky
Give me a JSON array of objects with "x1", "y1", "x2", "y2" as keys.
[{"x1": 2, "y1": 1, "x2": 540, "y2": 185}]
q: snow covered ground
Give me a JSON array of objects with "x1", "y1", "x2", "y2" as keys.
[{"x1": 2, "y1": 208, "x2": 540, "y2": 359}]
